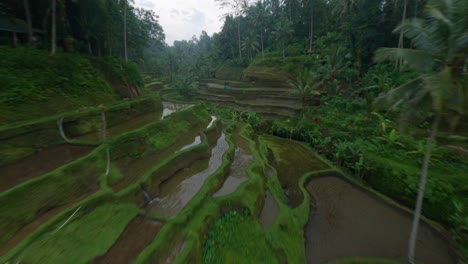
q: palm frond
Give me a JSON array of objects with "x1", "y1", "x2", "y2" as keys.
[
  {"x1": 373, "y1": 77, "x2": 426, "y2": 112},
  {"x1": 374, "y1": 48, "x2": 435, "y2": 73},
  {"x1": 424, "y1": 67, "x2": 458, "y2": 113},
  {"x1": 394, "y1": 19, "x2": 439, "y2": 54},
  {"x1": 427, "y1": 6, "x2": 453, "y2": 29},
  {"x1": 455, "y1": 32, "x2": 468, "y2": 53},
  {"x1": 431, "y1": 70, "x2": 468, "y2": 114}
]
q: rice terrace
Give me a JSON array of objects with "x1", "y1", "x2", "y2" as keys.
[{"x1": 0, "y1": 0, "x2": 466, "y2": 263}]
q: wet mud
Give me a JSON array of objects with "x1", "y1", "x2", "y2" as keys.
[{"x1": 305, "y1": 176, "x2": 457, "y2": 264}]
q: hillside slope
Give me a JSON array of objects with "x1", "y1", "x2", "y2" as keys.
[{"x1": 0, "y1": 48, "x2": 143, "y2": 124}]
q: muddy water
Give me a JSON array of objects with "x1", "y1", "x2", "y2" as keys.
[
  {"x1": 161, "y1": 102, "x2": 192, "y2": 119},
  {"x1": 147, "y1": 133, "x2": 229, "y2": 218},
  {"x1": 207, "y1": 116, "x2": 217, "y2": 129},
  {"x1": 264, "y1": 136, "x2": 329, "y2": 207},
  {"x1": 259, "y1": 191, "x2": 279, "y2": 230},
  {"x1": 306, "y1": 176, "x2": 456, "y2": 264},
  {"x1": 92, "y1": 216, "x2": 163, "y2": 264},
  {"x1": 0, "y1": 144, "x2": 93, "y2": 192},
  {"x1": 177, "y1": 135, "x2": 201, "y2": 152},
  {"x1": 213, "y1": 131, "x2": 252, "y2": 197}
]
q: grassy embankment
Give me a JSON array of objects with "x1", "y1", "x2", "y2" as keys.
[
  {"x1": 0, "y1": 106, "x2": 212, "y2": 263},
  {"x1": 0, "y1": 47, "x2": 146, "y2": 124}
]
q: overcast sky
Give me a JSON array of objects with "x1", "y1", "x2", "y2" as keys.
[{"x1": 134, "y1": 0, "x2": 231, "y2": 45}]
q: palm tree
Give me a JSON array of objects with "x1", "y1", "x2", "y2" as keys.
[
  {"x1": 374, "y1": 0, "x2": 468, "y2": 263},
  {"x1": 23, "y1": 0, "x2": 33, "y2": 44},
  {"x1": 122, "y1": 0, "x2": 134, "y2": 62},
  {"x1": 216, "y1": 0, "x2": 248, "y2": 60},
  {"x1": 332, "y1": 0, "x2": 360, "y2": 18},
  {"x1": 287, "y1": 70, "x2": 319, "y2": 108},
  {"x1": 51, "y1": 0, "x2": 56, "y2": 55},
  {"x1": 318, "y1": 43, "x2": 353, "y2": 94},
  {"x1": 248, "y1": 1, "x2": 268, "y2": 62},
  {"x1": 241, "y1": 34, "x2": 259, "y2": 61},
  {"x1": 273, "y1": 16, "x2": 293, "y2": 62},
  {"x1": 304, "y1": 0, "x2": 315, "y2": 53},
  {"x1": 396, "y1": 0, "x2": 408, "y2": 68}
]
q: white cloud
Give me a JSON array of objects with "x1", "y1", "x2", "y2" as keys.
[{"x1": 133, "y1": 0, "x2": 231, "y2": 45}]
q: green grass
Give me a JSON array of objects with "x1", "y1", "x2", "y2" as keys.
[
  {"x1": 243, "y1": 65, "x2": 293, "y2": 85},
  {"x1": 148, "y1": 120, "x2": 192, "y2": 150},
  {"x1": 215, "y1": 65, "x2": 245, "y2": 81},
  {"x1": 202, "y1": 210, "x2": 277, "y2": 264},
  {"x1": 0, "y1": 47, "x2": 119, "y2": 124},
  {"x1": 0, "y1": 151, "x2": 103, "y2": 246},
  {"x1": 1, "y1": 106, "x2": 213, "y2": 262},
  {"x1": 18, "y1": 203, "x2": 139, "y2": 264}
]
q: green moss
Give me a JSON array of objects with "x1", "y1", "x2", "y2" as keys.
[
  {"x1": 0, "y1": 150, "x2": 104, "y2": 246},
  {"x1": 0, "y1": 146, "x2": 35, "y2": 166},
  {"x1": 262, "y1": 135, "x2": 330, "y2": 206},
  {"x1": 148, "y1": 120, "x2": 191, "y2": 150},
  {"x1": 0, "y1": 96, "x2": 161, "y2": 166},
  {"x1": 107, "y1": 164, "x2": 124, "y2": 186},
  {"x1": 18, "y1": 203, "x2": 139, "y2": 264},
  {"x1": 202, "y1": 211, "x2": 277, "y2": 264}
]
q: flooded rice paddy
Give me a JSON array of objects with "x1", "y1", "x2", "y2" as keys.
[
  {"x1": 0, "y1": 95, "x2": 458, "y2": 263},
  {"x1": 213, "y1": 130, "x2": 252, "y2": 197},
  {"x1": 147, "y1": 133, "x2": 229, "y2": 218},
  {"x1": 306, "y1": 176, "x2": 456, "y2": 264}
]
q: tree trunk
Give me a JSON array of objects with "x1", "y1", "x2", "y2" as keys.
[
  {"x1": 407, "y1": 113, "x2": 441, "y2": 264},
  {"x1": 124, "y1": 0, "x2": 128, "y2": 62},
  {"x1": 230, "y1": 44, "x2": 235, "y2": 59},
  {"x1": 260, "y1": 32, "x2": 264, "y2": 62},
  {"x1": 51, "y1": 0, "x2": 56, "y2": 55},
  {"x1": 59, "y1": 0, "x2": 73, "y2": 52},
  {"x1": 396, "y1": 0, "x2": 407, "y2": 68},
  {"x1": 237, "y1": 17, "x2": 242, "y2": 59},
  {"x1": 282, "y1": 40, "x2": 285, "y2": 63},
  {"x1": 12, "y1": 32, "x2": 18, "y2": 47},
  {"x1": 410, "y1": 0, "x2": 418, "y2": 49},
  {"x1": 309, "y1": 5, "x2": 313, "y2": 52},
  {"x1": 24, "y1": 0, "x2": 33, "y2": 44},
  {"x1": 87, "y1": 38, "x2": 92, "y2": 55}
]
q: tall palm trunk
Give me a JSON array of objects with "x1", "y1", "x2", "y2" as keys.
[
  {"x1": 282, "y1": 40, "x2": 285, "y2": 63},
  {"x1": 123, "y1": 0, "x2": 128, "y2": 62},
  {"x1": 408, "y1": 114, "x2": 441, "y2": 264},
  {"x1": 309, "y1": 5, "x2": 313, "y2": 52},
  {"x1": 12, "y1": 32, "x2": 18, "y2": 47},
  {"x1": 260, "y1": 32, "x2": 264, "y2": 62},
  {"x1": 410, "y1": 0, "x2": 419, "y2": 49},
  {"x1": 24, "y1": 0, "x2": 33, "y2": 44},
  {"x1": 87, "y1": 37, "x2": 92, "y2": 55},
  {"x1": 237, "y1": 17, "x2": 242, "y2": 59},
  {"x1": 396, "y1": 0, "x2": 408, "y2": 68},
  {"x1": 51, "y1": 0, "x2": 56, "y2": 55}
]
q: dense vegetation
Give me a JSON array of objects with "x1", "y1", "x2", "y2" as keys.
[
  {"x1": 0, "y1": 0, "x2": 164, "y2": 123},
  {"x1": 0, "y1": 0, "x2": 467, "y2": 263}
]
